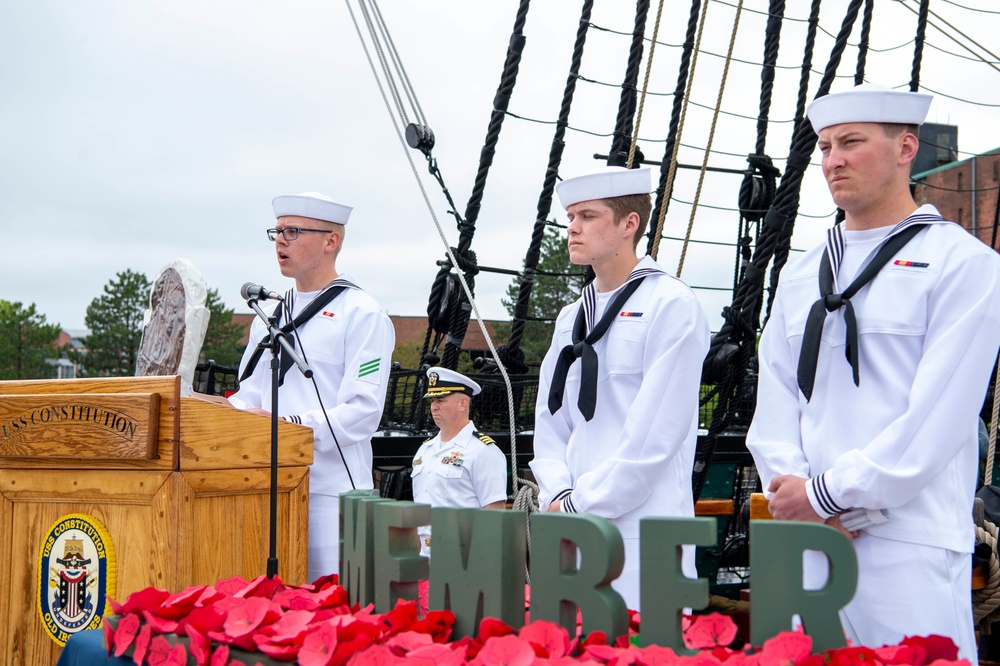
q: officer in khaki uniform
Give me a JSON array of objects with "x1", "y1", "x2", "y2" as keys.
[{"x1": 411, "y1": 367, "x2": 508, "y2": 557}]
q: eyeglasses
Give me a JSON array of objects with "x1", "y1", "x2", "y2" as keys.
[{"x1": 266, "y1": 227, "x2": 332, "y2": 242}]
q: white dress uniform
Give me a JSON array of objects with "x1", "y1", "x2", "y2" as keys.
[
  {"x1": 229, "y1": 277, "x2": 395, "y2": 582},
  {"x1": 411, "y1": 421, "x2": 508, "y2": 557},
  {"x1": 531, "y1": 255, "x2": 711, "y2": 609},
  {"x1": 748, "y1": 205, "x2": 1000, "y2": 658}
]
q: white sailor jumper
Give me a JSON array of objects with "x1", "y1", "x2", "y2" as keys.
[
  {"x1": 229, "y1": 278, "x2": 395, "y2": 582},
  {"x1": 531, "y1": 255, "x2": 711, "y2": 609}
]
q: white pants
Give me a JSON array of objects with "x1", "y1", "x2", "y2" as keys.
[
  {"x1": 804, "y1": 534, "x2": 976, "y2": 663},
  {"x1": 308, "y1": 494, "x2": 341, "y2": 584}
]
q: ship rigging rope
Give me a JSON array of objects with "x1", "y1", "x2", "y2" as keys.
[
  {"x1": 649, "y1": 0, "x2": 710, "y2": 261},
  {"x1": 345, "y1": 1, "x2": 527, "y2": 506},
  {"x1": 505, "y1": 0, "x2": 595, "y2": 360},
  {"x1": 626, "y1": 0, "x2": 666, "y2": 169},
  {"x1": 676, "y1": 0, "x2": 745, "y2": 277}
]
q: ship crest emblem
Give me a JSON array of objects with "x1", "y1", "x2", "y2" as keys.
[
  {"x1": 428, "y1": 372, "x2": 439, "y2": 387},
  {"x1": 37, "y1": 513, "x2": 116, "y2": 646}
]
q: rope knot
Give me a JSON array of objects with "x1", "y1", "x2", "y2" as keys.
[{"x1": 823, "y1": 293, "x2": 844, "y2": 311}]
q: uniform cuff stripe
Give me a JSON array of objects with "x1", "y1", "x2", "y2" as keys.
[
  {"x1": 809, "y1": 474, "x2": 845, "y2": 518},
  {"x1": 562, "y1": 493, "x2": 577, "y2": 514}
]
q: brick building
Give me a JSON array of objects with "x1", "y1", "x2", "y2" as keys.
[
  {"x1": 912, "y1": 147, "x2": 1000, "y2": 250},
  {"x1": 232, "y1": 312, "x2": 503, "y2": 367}
]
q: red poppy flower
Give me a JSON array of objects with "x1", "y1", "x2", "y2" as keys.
[
  {"x1": 684, "y1": 614, "x2": 739, "y2": 650},
  {"x1": 113, "y1": 612, "x2": 140, "y2": 656},
  {"x1": 634, "y1": 643, "x2": 679, "y2": 666},
  {"x1": 210, "y1": 644, "x2": 231, "y2": 666},
  {"x1": 311, "y1": 573, "x2": 340, "y2": 590},
  {"x1": 186, "y1": 625, "x2": 212, "y2": 666},
  {"x1": 214, "y1": 576, "x2": 252, "y2": 597},
  {"x1": 824, "y1": 645, "x2": 879, "y2": 666},
  {"x1": 332, "y1": 634, "x2": 377, "y2": 666},
  {"x1": 346, "y1": 643, "x2": 404, "y2": 666},
  {"x1": 223, "y1": 596, "x2": 281, "y2": 638},
  {"x1": 114, "y1": 587, "x2": 172, "y2": 616},
  {"x1": 408, "y1": 610, "x2": 456, "y2": 643},
  {"x1": 382, "y1": 600, "x2": 420, "y2": 637},
  {"x1": 146, "y1": 635, "x2": 184, "y2": 666},
  {"x1": 519, "y1": 620, "x2": 571, "y2": 659},
  {"x1": 299, "y1": 623, "x2": 340, "y2": 666},
  {"x1": 479, "y1": 617, "x2": 516, "y2": 641},
  {"x1": 874, "y1": 644, "x2": 926, "y2": 665},
  {"x1": 899, "y1": 636, "x2": 959, "y2": 664},
  {"x1": 235, "y1": 574, "x2": 288, "y2": 600},
  {"x1": 177, "y1": 605, "x2": 227, "y2": 638},
  {"x1": 582, "y1": 632, "x2": 608, "y2": 647},
  {"x1": 273, "y1": 587, "x2": 319, "y2": 611},
  {"x1": 257, "y1": 641, "x2": 302, "y2": 660},
  {"x1": 134, "y1": 623, "x2": 153, "y2": 664},
  {"x1": 758, "y1": 631, "x2": 812, "y2": 666},
  {"x1": 469, "y1": 634, "x2": 537, "y2": 666},
  {"x1": 386, "y1": 630, "x2": 434, "y2": 653},
  {"x1": 102, "y1": 619, "x2": 115, "y2": 657},
  {"x1": 142, "y1": 609, "x2": 180, "y2": 634},
  {"x1": 164, "y1": 585, "x2": 209, "y2": 611}
]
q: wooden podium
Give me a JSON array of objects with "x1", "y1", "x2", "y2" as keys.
[{"x1": 0, "y1": 376, "x2": 313, "y2": 665}]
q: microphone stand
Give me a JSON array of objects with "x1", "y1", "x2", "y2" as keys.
[{"x1": 246, "y1": 296, "x2": 312, "y2": 579}]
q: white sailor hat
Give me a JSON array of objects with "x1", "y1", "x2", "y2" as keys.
[
  {"x1": 806, "y1": 83, "x2": 933, "y2": 133},
  {"x1": 423, "y1": 366, "x2": 481, "y2": 398},
  {"x1": 272, "y1": 192, "x2": 353, "y2": 225},
  {"x1": 555, "y1": 166, "x2": 651, "y2": 210}
]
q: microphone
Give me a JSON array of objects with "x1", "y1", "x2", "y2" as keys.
[{"x1": 241, "y1": 282, "x2": 284, "y2": 301}]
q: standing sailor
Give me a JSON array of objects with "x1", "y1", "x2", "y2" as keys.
[
  {"x1": 229, "y1": 192, "x2": 395, "y2": 583},
  {"x1": 747, "y1": 84, "x2": 1000, "y2": 659},
  {"x1": 411, "y1": 367, "x2": 508, "y2": 558},
  {"x1": 530, "y1": 166, "x2": 711, "y2": 609}
]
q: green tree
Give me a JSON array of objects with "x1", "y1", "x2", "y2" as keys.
[
  {"x1": 77, "y1": 269, "x2": 151, "y2": 377},
  {"x1": 495, "y1": 224, "x2": 584, "y2": 369},
  {"x1": 200, "y1": 288, "x2": 245, "y2": 368},
  {"x1": 0, "y1": 301, "x2": 63, "y2": 380}
]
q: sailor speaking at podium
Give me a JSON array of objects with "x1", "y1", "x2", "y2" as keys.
[{"x1": 228, "y1": 191, "x2": 395, "y2": 582}]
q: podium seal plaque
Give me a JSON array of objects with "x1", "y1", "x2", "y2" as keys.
[{"x1": 37, "y1": 513, "x2": 116, "y2": 645}]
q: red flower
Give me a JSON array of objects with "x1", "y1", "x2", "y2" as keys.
[
  {"x1": 210, "y1": 644, "x2": 230, "y2": 666},
  {"x1": 299, "y1": 622, "x2": 340, "y2": 666},
  {"x1": 684, "y1": 614, "x2": 739, "y2": 650},
  {"x1": 824, "y1": 645, "x2": 879, "y2": 666},
  {"x1": 381, "y1": 600, "x2": 420, "y2": 637},
  {"x1": 874, "y1": 644, "x2": 926, "y2": 665},
  {"x1": 519, "y1": 620, "x2": 571, "y2": 659},
  {"x1": 186, "y1": 625, "x2": 212, "y2": 666},
  {"x1": 311, "y1": 573, "x2": 341, "y2": 590},
  {"x1": 332, "y1": 634, "x2": 377, "y2": 666},
  {"x1": 899, "y1": 636, "x2": 959, "y2": 664},
  {"x1": 758, "y1": 631, "x2": 812, "y2": 666},
  {"x1": 479, "y1": 617, "x2": 517, "y2": 641},
  {"x1": 142, "y1": 609, "x2": 180, "y2": 634},
  {"x1": 235, "y1": 574, "x2": 288, "y2": 600},
  {"x1": 177, "y1": 605, "x2": 227, "y2": 638},
  {"x1": 222, "y1": 596, "x2": 281, "y2": 638},
  {"x1": 385, "y1": 630, "x2": 434, "y2": 653},
  {"x1": 102, "y1": 619, "x2": 115, "y2": 657},
  {"x1": 112, "y1": 587, "x2": 171, "y2": 616},
  {"x1": 214, "y1": 576, "x2": 252, "y2": 597},
  {"x1": 147, "y1": 635, "x2": 186, "y2": 666},
  {"x1": 470, "y1": 634, "x2": 537, "y2": 666},
  {"x1": 134, "y1": 623, "x2": 153, "y2": 664},
  {"x1": 257, "y1": 641, "x2": 302, "y2": 660},
  {"x1": 407, "y1": 610, "x2": 456, "y2": 643},
  {"x1": 634, "y1": 643, "x2": 679, "y2": 666},
  {"x1": 260, "y1": 608, "x2": 316, "y2": 644},
  {"x1": 113, "y1": 612, "x2": 140, "y2": 656},
  {"x1": 346, "y1": 643, "x2": 404, "y2": 666}
]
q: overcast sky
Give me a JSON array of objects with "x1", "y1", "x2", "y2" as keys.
[{"x1": 2, "y1": 1, "x2": 998, "y2": 334}]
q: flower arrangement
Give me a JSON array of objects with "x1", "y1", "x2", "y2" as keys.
[{"x1": 101, "y1": 575, "x2": 970, "y2": 666}]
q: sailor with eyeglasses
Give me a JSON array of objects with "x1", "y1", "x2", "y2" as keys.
[{"x1": 228, "y1": 191, "x2": 395, "y2": 583}]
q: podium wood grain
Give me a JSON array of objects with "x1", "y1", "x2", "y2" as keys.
[{"x1": 0, "y1": 376, "x2": 313, "y2": 665}]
